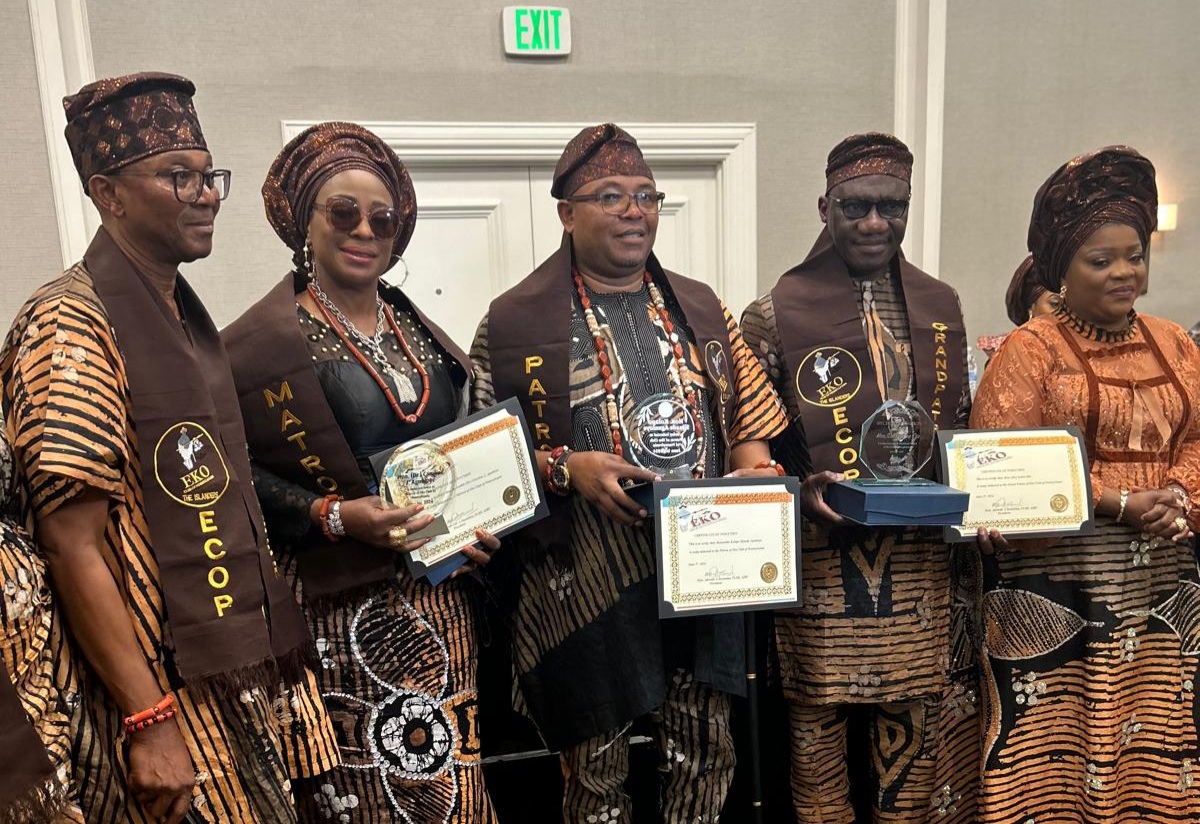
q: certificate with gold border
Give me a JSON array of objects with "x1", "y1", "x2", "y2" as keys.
[
  {"x1": 369, "y1": 397, "x2": 547, "y2": 581},
  {"x1": 937, "y1": 426, "x2": 1094, "y2": 542},
  {"x1": 654, "y1": 476, "x2": 802, "y2": 618}
]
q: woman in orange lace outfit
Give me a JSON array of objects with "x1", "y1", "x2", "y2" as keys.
[{"x1": 971, "y1": 146, "x2": 1200, "y2": 823}]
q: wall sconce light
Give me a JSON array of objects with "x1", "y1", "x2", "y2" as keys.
[{"x1": 1157, "y1": 203, "x2": 1178, "y2": 232}]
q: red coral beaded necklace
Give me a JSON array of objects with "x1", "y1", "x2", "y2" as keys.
[
  {"x1": 572, "y1": 268, "x2": 704, "y2": 476},
  {"x1": 307, "y1": 281, "x2": 431, "y2": 424}
]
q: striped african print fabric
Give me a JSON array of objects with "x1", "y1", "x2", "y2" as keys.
[
  {"x1": 787, "y1": 698, "x2": 943, "y2": 824},
  {"x1": 0, "y1": 459, "x2": 84, "y2": 824},
  {"x1": 740, "y1": 292, "x2": 972, "y2": 702},
  {"x1": 560, "y1": 670, "x2": 734, "y2": 824},
  {"x1": 1, "y1": 265, "x2": 339, "y2": 823},
  {"x1": 471, "y1": 297, "x2": 787, "y2": 748},
  {"x1": 741, "y1": 291, "x2": 980, "y2": 822},
  {"x1": 966, "y1": 312, "x2": 1200, "y2": 822}
]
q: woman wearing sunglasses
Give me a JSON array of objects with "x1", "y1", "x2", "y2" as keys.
[{"x1": 224, "y1": 122, "x2": 498, "y2": 823}]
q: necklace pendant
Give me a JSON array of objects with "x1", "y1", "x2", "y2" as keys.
[{"x1": 393, "y1": 370, "x2": 419, "y2": 403}]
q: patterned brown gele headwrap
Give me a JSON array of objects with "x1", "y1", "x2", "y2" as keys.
[
  {"x1": 63, "y1": 72, "x2": 207, "y2": 190},
  {"x1": 1026, "y1": 145, "x2": 1157, "y2": 292},
  {"x1": 262, "y1": 122, "x2": 417, "y2": 270},
  {"x1": 825, "y1": 132, "x2": 913, "y2": 192},
  {"x1": 551, "y1": 123, "x2": 654, "y2": 198},
  {"x1": 1005, "y1": 256, "x2": 1047, "y2": 327}
]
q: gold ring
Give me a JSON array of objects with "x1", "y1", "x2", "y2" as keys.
[
  {"x1": 388, "y1": 525, "x2": 408, "y2": 547},
  {"x1": 1175, "y1": 516, "x2": 1188, "y2": 532}
]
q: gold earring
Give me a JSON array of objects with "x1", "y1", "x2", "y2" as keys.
[{"x1": 1059, "y1": 282, "x2": 1068, "y2": 300}]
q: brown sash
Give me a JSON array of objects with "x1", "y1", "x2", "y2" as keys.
[
  {"x1": 771, "y1": 229, "x2": 965, "y2": 480},
  {"x1": 223, "y1": 271, "x2": 471, "y2": 598},
  {"x1": 85, "y1": 229, "x2": 311, "y2": 688},
  {"x1": 488, "y1": 234, "x2": 737, "y2": 548}
]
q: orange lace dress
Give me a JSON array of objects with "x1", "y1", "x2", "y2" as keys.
[{"x1": 968, "y1": 311, "x2": 1200, "y2": 823}]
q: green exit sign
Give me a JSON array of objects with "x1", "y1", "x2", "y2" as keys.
[{"x1": 503, "y1": 6, "x2": 571, "y2": 56}]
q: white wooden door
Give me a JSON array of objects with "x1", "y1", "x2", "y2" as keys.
[{"x1": 399, "y1": 163, "x2": 722, "y2": 351}]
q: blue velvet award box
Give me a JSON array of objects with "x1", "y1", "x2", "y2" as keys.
[{"x1": 825, "y1": 400, "x2": 970, "y2": 527}]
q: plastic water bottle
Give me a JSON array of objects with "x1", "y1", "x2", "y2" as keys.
[{"x1": 967, "y1": 348, "x2": 979, "y2": 399}]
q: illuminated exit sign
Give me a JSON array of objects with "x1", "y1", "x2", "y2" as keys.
[{"x1": 503, "y1": 6, "x2": 571, "y2": 56}]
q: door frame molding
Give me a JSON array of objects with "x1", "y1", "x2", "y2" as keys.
[
  {"x1": 28, "y1": 0, "x2": 96, "y2": 268},
  {"x1": 281, "y1": 121, "x2": 759, "y2": 313}
]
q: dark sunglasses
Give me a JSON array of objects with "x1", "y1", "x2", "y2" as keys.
[
  {"x1": 313, "y1": 196, "x2": 402, "y2": 239},
  {"x1": 829, "y1": 196, "x2": 910, "y2": 220}
]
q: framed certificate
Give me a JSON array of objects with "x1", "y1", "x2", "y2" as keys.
[
  {"x1": 937, "y1": 426, "x2": 1094, "y2": 543},
  {"x1": 654, "y1": 476, "x2": 802, "y2": 618},
  {"x1": 370, "y1": 397, "x2": 548, "y2": 581}
]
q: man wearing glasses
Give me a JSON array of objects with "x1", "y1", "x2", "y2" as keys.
[
  {"x1": 1, "y1": 73, "x2": 336, "y2": 823},
  {"x1": 471, "y1": 124, "x2": 787, "y2": 823},
  {"x1": 741, "y1": 133, "x2": 975, "y2": 823}
]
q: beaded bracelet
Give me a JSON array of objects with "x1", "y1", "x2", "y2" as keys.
[
  {"x1": 126, "y1": 708, "x2": 177, "y2": 734},
  {"x1": 123, "y1": 694, "x2": 176, "y2": 735},
  {"x1": 327, "y1": 500, "x2": 346, "y2": 537},
  {"x1": 755, "y1": 459, "x2": 786, "y2": 477},
  {"x1": 319, "y1": 494, "x2": 343, "y2": 542}
]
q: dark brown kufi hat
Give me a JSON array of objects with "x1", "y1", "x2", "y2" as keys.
[
  {"x1": 1025, "y1": 145, "x2": 1157, "y2": 292},
  {"x1": 62, "y1": 72, "x2": 207, "y2": 191},
  {"x1": 262, "y1": 121, "x2": 417, "y2": 270},
  {"x1": 825, "y1": 132, "x2": 913, "y2": 191},
  {"x1": 551, "y1": 123, "x2": 654, "y2": 198}
]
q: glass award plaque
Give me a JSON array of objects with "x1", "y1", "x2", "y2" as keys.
[
  {"x1": 624, "y1": 393, "x2": 702, "y2": 481},
  {"x1": 825, "y1": 400, "x2": 969, "y2": 526},
  {"x1": 860, "y1": 400, "x2": 936, "y2": 482},
  {"x1": 380, "y1": 439, "x2": 456, "y2": 514}
]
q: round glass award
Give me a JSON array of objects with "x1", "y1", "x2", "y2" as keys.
[
  {"x1": 859, "y1": 400, "x2": 935, "y2": 482},
  {"x1": 380, "y1": 440, "x2": 456, "y2": 513},
  {"x1": 623, "y1": 393, "x2": 701, "y2": 480}
]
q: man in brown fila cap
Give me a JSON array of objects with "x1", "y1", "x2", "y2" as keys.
[
  {"x1": 741, "y1": 133, "x2": 977, "y2": 822},
  {"x1": 471, "y1": 124, "x2": 789, "y2": 822},
  {"x1": 1, "y1": 73, "x2": 338, "y2": 823}
]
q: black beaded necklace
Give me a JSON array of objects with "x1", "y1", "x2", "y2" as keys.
[{"x1": 1054, "y1": 302, "x2": 1138, "y2": 343}]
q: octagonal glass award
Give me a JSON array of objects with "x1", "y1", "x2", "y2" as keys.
[
  {"x1": 825, "y1": 400, "x2": 969, "y2": 526},
  {"x1": 860, "y1": 400, "x2": 936, "y2": 481}
]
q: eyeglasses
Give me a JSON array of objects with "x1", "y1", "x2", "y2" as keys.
[
  {"x1": 829, "y1": 196, "x2": 910, "y2": 220},
  {"x1": 313, "y1": 196, "x2": 403, "y2": 240},
  {"x1": 565, "y1": 190, "x2": 667, "y2": 215},
  {"x1": 112, "y1": 168, "x2": 231, "y2": 203}
]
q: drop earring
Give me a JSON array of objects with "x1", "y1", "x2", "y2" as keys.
[
  {"x1": 391, "y1": 256, "x2": 410, "y2": 289},
  {"x1": 303, "y1": 240, "x2": 315, "y2": 280}
]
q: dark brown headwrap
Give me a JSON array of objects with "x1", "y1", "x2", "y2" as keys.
[
  {"x1": 262, "y1": 122, "x2": 417, "y2": 270},
  {"x1": 63, "y1": 72, "x2": 207, "y2": 190},
  {"x1": 551, "y1": 123, "x2": 654, "y2": 198},
  {"x1": 1004, "y1": 256, "x2": 1047, "y2": 326},
  {"x1": 825, "y1": 132, "x2": 913, "y2": 191},
  {"x1": 1026, "y1": 145, "x2": 1158, "y2": 292}
]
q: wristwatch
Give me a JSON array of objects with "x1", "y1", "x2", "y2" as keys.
[{"x1": 545, "y1": 446, "x2": 573, "y2": 495}]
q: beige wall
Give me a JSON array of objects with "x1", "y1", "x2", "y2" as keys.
[
  {"x1": 10, "y1": 3, "x2": 1200, "y2": 340},
  {"x1": 1, "y1": 1, "x2": 62, "y2": 325},
  {"x1": 80, "y1": 0, "x2": 895, "y2": 326},
  {"x1": 942, "y1": 0, "x2": 1200, "y2": 351}
]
